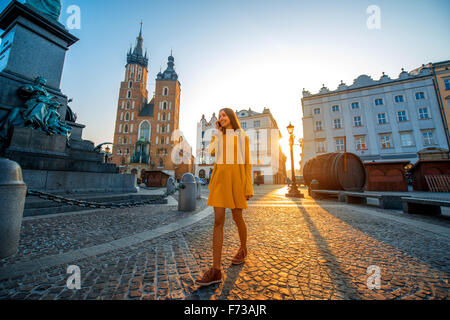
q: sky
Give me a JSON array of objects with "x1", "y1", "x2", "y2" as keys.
[{"x1": 1, "y1": 0, "x2": 449, "y2": 170}]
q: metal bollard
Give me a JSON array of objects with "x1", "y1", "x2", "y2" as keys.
[
  {"x1": 194, "y1": 176, "x2": 201, "y2": 199},
  {"x1": 166, "y1": 176, "x2": 176, "y2": 195},
  {"x1": 178, "y1": 173, "x2": 197, "y2": 212},
  {"x1": 0, "y1": 158, "x2": 27, "y2": 258}
]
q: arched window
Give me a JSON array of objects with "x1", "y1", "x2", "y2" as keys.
[
  {"x1": 126, "y1": 101, "x2": 130, "y2": 109},
  {"x1": 129, "y1": 81, "x2": 132, "y2": 88},
  {"x1": 127, "y1": 91, "x2": 132, "y2": 98},
  {"x1": 162, "y1": 101, "x2": 167, "y2": 110},
  {"x1": 139, "y1": 121, "x2": 151, "y2": 142},
  {"x1": 125, "y1": 113, "x2": 130, "y2": 121},
  {"x1": 161, "y1": 125, "x2": 165, "y2": 133},
  {"x1": 123, "y1": 136, "x2": 127, "y2": 144},
  {"x1": 163, "y1": 87, "x2": 169, "y2": 96},
  {"x1": 124, "y1": 124, "x2": 129, "y2": 133},
  {"x1": 162, "y1": 114, "x2": 166, "y2": 121}
]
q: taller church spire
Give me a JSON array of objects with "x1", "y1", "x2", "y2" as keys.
[{"x1": 127, "y1": 22, "x2": 148, "y2": 68}]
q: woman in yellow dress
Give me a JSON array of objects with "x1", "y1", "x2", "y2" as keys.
[{"x1": 196, "y1": 108, "x2": 254, "y2": 287}]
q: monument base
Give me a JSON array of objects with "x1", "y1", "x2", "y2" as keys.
[{"x1": 23, "y1": 169, "x2": 137, "y2": 194}]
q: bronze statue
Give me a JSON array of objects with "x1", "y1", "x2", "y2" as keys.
[
  {"x1": 25, "y1": 0, "x2": 62, "y2": 21},
  {"x1": 0, "y1": 76, "x2": 72, "y2": 140}
]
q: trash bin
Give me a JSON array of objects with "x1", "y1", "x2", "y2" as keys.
[
  {"x1": 194, "y1": 176, "x2": 201, "y2": 199},
  {"x1": 0, "y1": 158, "x2": 27, "y2": 258},
  {"x1": 178, "y1": 173, "x2": 197, "y2": 212}
]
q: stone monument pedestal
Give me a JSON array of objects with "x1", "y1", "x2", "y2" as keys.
[
  {"x1": 0, "y1": 1, "x2": 78, "y2": 124},
  {"x1": 0, "y1": 2, "x2": 137, "y2": 194}
]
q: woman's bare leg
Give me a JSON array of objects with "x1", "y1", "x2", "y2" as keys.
[
  {"x1": 212, "y1": 207, "x2": 226, "y2": 270},
  {"x1": 231, "y1": 209, "x2": 247, "y2": 252}
]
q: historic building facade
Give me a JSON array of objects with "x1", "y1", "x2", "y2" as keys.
[
  {"x1": 111, "y1": 26, "x2": 194, "y2": 183},
  {"x1": 195, "y1": 108, "x2": 287, "y2": 185},
  {"x1": 301, "y1": 66, "x2": 449, "y2": 169}
]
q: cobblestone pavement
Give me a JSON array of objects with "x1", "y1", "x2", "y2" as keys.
[{"x1": 0, "y1": 185, "x2": 448, "y2": 300}]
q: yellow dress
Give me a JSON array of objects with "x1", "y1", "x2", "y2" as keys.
[{"x1": 207, "y1": 129, "x2": 254, "y2": 209}]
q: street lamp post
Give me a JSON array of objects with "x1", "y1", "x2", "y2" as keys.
[{"x1": 285, "y1": 123, "x2": 304, "y2": 198}]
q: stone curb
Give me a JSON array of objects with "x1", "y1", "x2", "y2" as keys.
[{"x1": 0, "y1": 205, "x2": 214, "y2": 281}]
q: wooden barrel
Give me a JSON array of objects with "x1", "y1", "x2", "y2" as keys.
[{"x1": 303, "y1": 152, "x2": 366, "y2": 191}]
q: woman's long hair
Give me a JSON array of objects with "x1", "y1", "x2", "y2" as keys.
[{"x1": 217, "y1": 108, "x2": 243, "y2": 134}]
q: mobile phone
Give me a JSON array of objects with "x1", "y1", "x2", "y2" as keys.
[{"x1": 216, "y1": 120, "x2": 222, "y2": 128}]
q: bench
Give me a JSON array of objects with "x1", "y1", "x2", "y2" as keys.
[
  {"x1": 309, "y1": 189, "x2": 342, "y2": 200},
  {"x1": 402, "y1": 197, "x2": 450, "y2": 215},
  {"x1": 344, "y1": 192, "x2": 403, "y2": 210},
  {"x1": 310, "y1": 190, "x2": 403, "y2": 210}
]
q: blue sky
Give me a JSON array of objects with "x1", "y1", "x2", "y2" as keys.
[{"x1": 1, "y1": 0, "x2": 449, "y2": 170}]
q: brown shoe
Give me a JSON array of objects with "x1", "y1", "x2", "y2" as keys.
[
  {"x1": 231, "y1": 248, "x2": 247, "y2": 265},
  {"x1": 195, "y1": 268, "x2": 222, "y2": 287}
]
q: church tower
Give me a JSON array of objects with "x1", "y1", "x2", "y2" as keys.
[
  {"x1": 152, "y1": 53, "x2": 181, "y2": 172},
  {"x1": 111, "y1": 25, "x2": 193, "y2": 182},
  {"x1": 112, "y1": 24, "x2": 149, "y2": 170}
]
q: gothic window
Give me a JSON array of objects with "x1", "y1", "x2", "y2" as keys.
[
  {"x1": 139, "y1": 121, "x2": 150, "y2": 142},
  {"x1": 125, "y1": 113, "x2": 130, "y2": 121},
  {"x1": 163, "y1": 87, "x2": 169, "y2": 96},
  {"x1": 124, "y1": 124, "x2": 129, "y2": 133},
  {"x1": 162, "y1": 101, "x2": 167, "y2": 110},
  {"x1": 127, "y1": 91, "x2": 132, "y2": 99},
  {"x1": 126, "y1": 101, "x2": 130, "y2": 109}
]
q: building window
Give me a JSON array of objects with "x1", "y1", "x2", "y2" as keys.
[
  {"x1": 315, "y1": 121, "x2": 323, "y2": 131},
  {"x1": 126, "y1": 101, "x2": 130, "y2": 109},
  {"x1": 400, "y1": 132, "x2": 414, "y2": 147},
  {"x1": 139, "y1": 121, "x2": 150, "y2": 141},
  {"x1": 377, "y1": 113, "x2": 387, "y2": 124},
  {"x1": 394, "y1": 95, "x2": 404, "y2": 103},
  {"x1": 162, "y1": 101, "x2": 167, "y2": 110},
  {"x1": 118, "y1": 136, "x2": 121, "y2": 144},
  {"x1": 422, "y1": 130, "x2": 435, "y2": 145},
  {"x1": 124, "y1": 124, "x2": 129, "y2": 133},
  {"x1": 397, "y1": 111, "x2": 408, "y2": 122},
  {"x1": 418, "y1": 107, "x2": 430, "y2": 119},
  {"x1": 331, "y1": 105, "x2": 339, "y2": 112},
  {"x1": 162, "y1": 114, "x2": 166, "y2": 121},
  {"x1": 123, "y1": 136, "x2": 127, "y2": 144},
  {"x1": 335, "y1": 138, "x2": 345, "y2": 152},
  {"x1": 380, "y1": 135, "x2": 393, "y2": 149},
  {"x1": 125, "y1": 113, "x2": 130, "y2": 121},
  {"x1": 254, "y1": 120, "x2": 261, "y2": 127},
  {"x1": 127, "y1": 91, "x2": 132, "y2": 99},
  {"x1": 444, "y1": 79, "x2": 450, "y2": 90},
  {"x1": 129, "y1": 81, "x2": 132, "y2": 88},
  {"x1": 163, "y1": 87, "x2": 169, "y2": 96},
  {"x1": 355, "y1": 136, "x2": 366, "y2": 150},
  {"x1": 242, "y1": 122, "x2": 247, "y2": 129},
  {"x1": 316, "y1": 141, "x2": 326, "y2": 153},
  {"x1": 375, "y1": 98, "x2": 384, "y2": 106},
  {"x1": 333, "y1": 119, "x2": 342, "y2": 129},
  {"x1": 353, "y1": 116, "x2": 362, "y2": 127},
  {"x1": 313, "y1": 108, "x2": 321, "y2": 114},
  {"x1": 351, "y1": 102, "x2": 360, "y2": 109},
  {"x1": 415, "y1": 92, "x2": 425, "y2": 100}
]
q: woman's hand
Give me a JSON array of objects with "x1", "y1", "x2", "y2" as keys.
[{"x1": 246, "y1": 195, "x2": 253, "y2": 201}]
